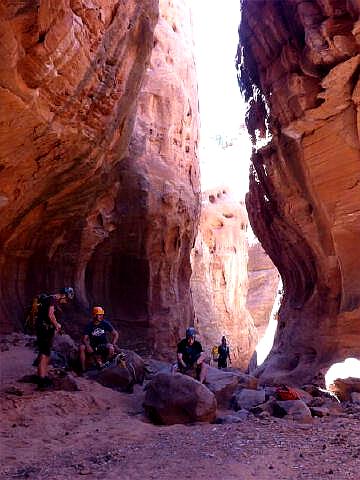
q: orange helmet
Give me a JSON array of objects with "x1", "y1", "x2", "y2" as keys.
[{"x1": 92, "y1": 306, "x2": 104, "y2": 316}]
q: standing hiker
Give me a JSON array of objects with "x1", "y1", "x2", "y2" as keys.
[
  {"x1": 34, "y1": 287, "x2": 75, "y2": 389},
  {"x1": 218, "y1": 335, "x2": 231, "y2": 369}
]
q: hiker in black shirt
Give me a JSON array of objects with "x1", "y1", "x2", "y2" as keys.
[
  {"x1": 176, "y1": 327, "x2": 207, "y2": 383},
  {"x1": 79, "y1": 306, "x2": 119, "y2": 371},
  {"x1": 35, "y1": 287, "x2": 74, "y2": 388},
  {"x1": 218, "y1": 336, "x2": 231, "y2": 369}
]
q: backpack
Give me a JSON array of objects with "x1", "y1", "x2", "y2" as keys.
[
  {"x1": 211, "y1": 345, "x2": 219, "y2": 360},
  {"x1": 24, "y1": 293, "x2": 49, "y2": 333},
  {"x1": 275, "y1": 385, "x2": 300, "y2": 401}
]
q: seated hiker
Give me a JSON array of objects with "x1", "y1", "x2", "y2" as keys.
[
  {"x1": 176, "y1": 327, "x2": 207, "y2": 384},
  {"x1": 33, "y1": 287, "x2": 75, "y2": 389},
  {"x1": 218, "y1": 335, "x2": 231, "y2": 369},
  {"x1": 79, "y1": 306, "x2": 119, "y2": 371}
]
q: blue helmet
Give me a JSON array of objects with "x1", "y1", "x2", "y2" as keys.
[
  {"x1": 61, "y1": 287, "x2": 74, "y2": 300},
  {"x1": 186, "y1": 327, "x2": 196, "y2": 339}
]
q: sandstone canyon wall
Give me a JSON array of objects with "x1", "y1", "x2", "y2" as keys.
[
  {"x1": 0, "y1": 0, "x2": 200, "y2": 358},
  {"x1": 191, "y1": 189, "x2": 257, "y2": 368},
  {"x1": 239, "y1": 0, "x2": 360, "y2": 384},
  {"x1": 246, "y1": 242, "x2": 280, "y2": 340}
]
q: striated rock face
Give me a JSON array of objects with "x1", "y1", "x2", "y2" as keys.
[
  {"x1": 0, "y1": 1, "x2": 200, "y2": 358},
  {"x1": 239, "y1": 0, "x2": 360, "y2": 384},
  {"x1": 246, "y1": 242, "x2": 280, "y2": 339},
  {"x1": 191, "y1": 188, "x2": 257, "y2": 368}
]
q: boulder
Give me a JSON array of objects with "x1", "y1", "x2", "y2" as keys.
[
  {"x1": 223, "y1": 368, "x2": 259, "y2": 389},
  {"x1": 232, "y1": 388, "x2": 266, "y2": 410},
  {"x1": 273, "y1": 400, "x2": 312, "y2": 423},
  {"x1": 143, "y1": 372, "x2": 217, "y2": 425},
  {"x1": 144, "y1": 359, "x2": 172, "y2": 380},
  {"x1": 205, "y1": 367, "x2": 245, "y2": 407},
  {"x1": 351, "y1": 392, "x2": 360, "y2": 404},
  {"x1": 52, "y1": 334, "x2": 78, "y2": 369},
  {"x1": 310, "y1": 406, "x2": 330, "y2": 418},
  {"x1": 86, "y1": 349, "x2": 145, "y2": 393},
  {"x1": 329, "y1": 378, "x2": 360, "y2": 402},
  {"x1": 251, "y1": 398, "x2": 277, "y2": 416}
]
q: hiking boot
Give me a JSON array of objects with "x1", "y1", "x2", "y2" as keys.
[{"x1": 37, "y1": 376, "x2": 54, "y2": 390}]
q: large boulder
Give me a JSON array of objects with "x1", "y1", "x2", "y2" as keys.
[
  {"x1": 205, "y1": 366, "x2": 258, "y2": 407},
  {"x1": 143, "y1": 372, "x2": 217, "y2": 425}
]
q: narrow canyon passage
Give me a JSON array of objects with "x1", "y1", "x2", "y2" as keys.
[
  {"x1": 0, "y1": 0, "x2": 359, "y2": 384},
  {"x1": 1, "y1": 2, "x2": 360, "y2": 479}
]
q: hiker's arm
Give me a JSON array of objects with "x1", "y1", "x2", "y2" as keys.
[
  {"x1": 177, "y1": 352, "x2": 186, "y2": 368},
  {"x1": 48, "y1": 305, "x2": 61, "y2": 332},
  {"x1": 83, "y1": 334, "x2": 93, "y2": 353},
  {"x1": 110, "y1": 328, "x2": 119, "y2": 345},
  {"x1": 195, "y1": 351, "x2": 206, "y2": 365},
  {"x1": 228, "y1": 349, "x2": 232, "y2": 363}
]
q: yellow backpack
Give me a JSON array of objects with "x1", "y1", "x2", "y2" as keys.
[{"x1": 211, "y1": 345, "x2": 219, "y2": 360}]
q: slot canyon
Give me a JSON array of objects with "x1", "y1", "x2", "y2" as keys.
[{"x1": 1, "y1": 1, "x2": 360, "y2": 478}]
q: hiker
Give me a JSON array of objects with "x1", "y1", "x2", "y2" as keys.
[
  {"x1": 218, "y1": 336, "x2": 231, "y2": 369},
  {"x1": 34, "y1": 287, "x2": 75, "y2": 389},
  {"x1": 79, "y1": 306, "x2": 119, "y2": 372},
  {"x1": 176, "y1": 327, "x2": 207, "y2": 383}
]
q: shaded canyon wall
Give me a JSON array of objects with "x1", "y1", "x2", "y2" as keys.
[
  {"x1": 0, "y1": 0, "x2": 200, "y2": 358},
  {"x1": 239, "y1": 0, "x2": 360, "y2": 384}
]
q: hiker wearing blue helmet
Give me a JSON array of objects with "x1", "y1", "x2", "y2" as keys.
[
  {"x1": 176, "y1": 327, "x2": 207, "y2": 383},
  {"x1": 34, "y1": 287, "x2": 74, "y2": 389}
]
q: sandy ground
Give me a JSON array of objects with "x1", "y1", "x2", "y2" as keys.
[{"x1": 1, "y1": 336, "x2": 359, "y2": 480}]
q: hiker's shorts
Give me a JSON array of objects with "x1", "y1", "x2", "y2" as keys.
[
  {"x1": 36, "y1": 329, "x2": 55, "y2": 357},
  {"x1": 94, "y1": 344, "x2": 110, "y2": 356}
]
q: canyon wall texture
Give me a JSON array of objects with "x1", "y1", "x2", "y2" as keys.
[
  {"x1": 191, "y1": 189, "x2": 257, "y2": 368},
  {"x1": 0, "y1": 0, "x2": 200, "y2": 358},
  {"x1": 239, "y1": 0, "x2": 360, "y2": 385},
  {"x1": 246, "y1": 242, "x2": 280, "y2": 340}
]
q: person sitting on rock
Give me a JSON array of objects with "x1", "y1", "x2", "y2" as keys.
[
  {"x1": 176, "y1": 327, "x2": 207, "y2": 384},
  {"x1": 34, "y1": 287, "x2": 75, "y2": 389},
  {"x1": 79, "y1": 306, "x2": 119, "y2": 372},
  {"x1": 218, "y1": 336, "x2": 231, "y2": 369}
]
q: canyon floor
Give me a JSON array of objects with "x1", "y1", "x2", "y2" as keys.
[{"x1": 1, "y1": 336, "x2": 359, "y2": 480}]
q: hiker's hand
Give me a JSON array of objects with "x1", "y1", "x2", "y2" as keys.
[
  {"x1": 55, "y1": 322, "x2": 62, "y2": 332},
  {"x1": 86, "y1": 346, "x2": 94, "y2": 354}
]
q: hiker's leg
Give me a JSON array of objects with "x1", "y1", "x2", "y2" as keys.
[
  {"x1": 79, "y1": 344, "x2": 87, "y2": 371},
  {"x1": 38, "y1": 353, "x2": 49, "y2": 378},
  {"x1": 106, "y1": 343, "x2": 115, "y2": 360},
  {"x1": 198, "y1": 361, "x2": 207, "y2": 384}
]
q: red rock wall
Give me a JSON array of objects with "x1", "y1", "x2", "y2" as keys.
[
  {"x1": 246, "y1": 242, "x2": 280, "y2": 339},
  {"x1": 191, "y1": 189, "x2": 257, "y2": 368},
  {"x1": 0, "y1": 0, "x2": 200, "y2": 358},
  {"x1": 239, "y1": 0, "x2": 360, "y2": 384}
]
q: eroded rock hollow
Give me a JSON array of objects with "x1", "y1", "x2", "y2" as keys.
[
  {"x1": 0, "y1": 0, "x2": 200, "y2": 357},
  {"x1": 239, "y1": 0, "x2": 360, "y2": 384}
]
